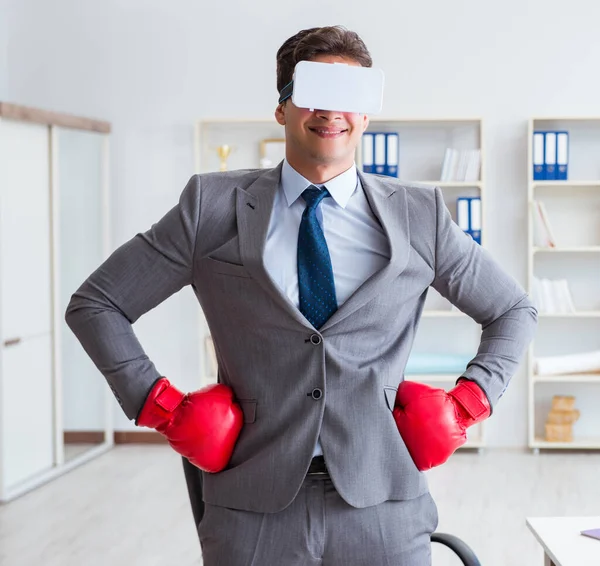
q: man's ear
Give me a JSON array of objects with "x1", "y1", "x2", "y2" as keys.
[
  {"x1": 275, "y1": 103, "x2": 286, "y2": 126},
  {"x1": 362, "y1": 113, "x2": 370, "y2": 133}
]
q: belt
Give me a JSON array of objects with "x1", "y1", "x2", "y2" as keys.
[{"x1": 306, "y1": 456, "x2": 328, "y2": 477}]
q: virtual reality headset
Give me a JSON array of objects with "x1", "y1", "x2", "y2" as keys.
[{"x1": 278, "y1": 60, "x2": 384, "y2": 115}]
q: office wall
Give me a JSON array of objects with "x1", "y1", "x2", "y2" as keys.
[
  {"x1": 0, "y1": 1, "x2": 8, "y2": 99},
  {"x1": 5, "y1": 0, "x2": 600, "y2": 444}
]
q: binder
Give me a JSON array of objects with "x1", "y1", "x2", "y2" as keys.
[
  {"x1": 374, "y1": 133, "x2": 386, "y2": 175},
  {"x1": 544, "y1": 131, "x2": 557, "y2": 180},
  {"x1": 362, "y1": 133, "x2": 374, "y2": 173},
  {"x1": 385, "y1": 133, "x2": 399, "y2": 177},
  {"x1": 465, "y1": 149, "x2": 481, "y2": 182},
  {"x1": 556, "y1": 131, "x2": 569, "y2": 180},
  {"x1": 456, "y1": 197, "x2": 470, "y2": 232},
  {"x1": 440, "y1": 148, "x2": 452, "y2": 181},
  {"x1": 533, "y1": 131, "x2": 545, "y2": 181},
  {"x1": 469, "y1": 197, "x2": 482, "y2": 244},
  {"x1": 456, "y1": 196, "x2": 482, "y2": 245}
]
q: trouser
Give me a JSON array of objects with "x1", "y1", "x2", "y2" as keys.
[{"x1": 198, "y1": 459, "x2": 438, "y2": 566}]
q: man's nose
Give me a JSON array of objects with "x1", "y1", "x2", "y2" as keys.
[{"x1": 314, "y1": 109, "x2": 344, "y2": 119}]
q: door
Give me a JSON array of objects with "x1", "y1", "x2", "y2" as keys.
[
  {"x1": 1, "y1": 334, "x2": 54, "y2": 489},
  {"x1": 0, "y1": 118, "x2": 54, "y2": 492}
]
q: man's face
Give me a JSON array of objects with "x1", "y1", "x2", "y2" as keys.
[{"x1": 275, "y1": 54, "x2": 370, "y2": 170}]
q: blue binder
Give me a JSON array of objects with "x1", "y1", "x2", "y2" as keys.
[
  {"x1": 469, "y1": 197, "x2": 482, "y2": 244},
  {"x1": 362, "y1": 133, "x2": 374, "y2": 173},
  {"x1": 385, "y1": 132, "x2": 399, "y2": 177},
  {"x1": 374, "y1": 133, "x2": 386, "y2": 175},
  {"x1": 544, "y1": 131, "x2": 557, "y2": 180},
  {"x1": 457, "y1": 197, "x2": 470, "y2": 233},
  {"x1": 533, "y1": 131, "x2": 545, "y2": 181},
  {"x1": 556, "y1": 131, "x2": 569, "y2": 180},
  {"x1": 456, "y1": 196, "x2": 482, "y2": 245}
]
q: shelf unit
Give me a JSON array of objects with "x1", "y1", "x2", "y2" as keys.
[
  {"x1": 194, "y1": 118, "x2": 286, "y2": 385},
  {"x1": 362, "y1": 118, "x2": 487, "y2": 450},
  {"x1": 526, "y1": 117, "x2": 600, "y2": 453},
  {"x1": 195, "y1": 116, "x2": 487, "y2": 450}
]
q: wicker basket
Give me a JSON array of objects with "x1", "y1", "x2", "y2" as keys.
[
  {"x1": 544, "y1": 395, "x2": 580, "y2": 442},
  {"x1": 545, "y1": 423, "x2": 574, "y2": 442},
  {"x1": 546, "y1": 409, "x2": 580, "y2": 425},
  {"x1": 551, "y1": 395, "x2": 576, "y2": 412}
]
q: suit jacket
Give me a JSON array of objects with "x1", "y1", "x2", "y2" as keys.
[{"x1": 65, "y1": 163, "x2": 537, "y2": 513}]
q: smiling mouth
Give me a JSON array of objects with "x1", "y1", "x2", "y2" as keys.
[{"x1": 308, "y1": 127, "x2": 348, "y2": 138}]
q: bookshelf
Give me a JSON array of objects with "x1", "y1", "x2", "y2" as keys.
[
  {"x1": 194, "y1": 118, "x2": 285, "y2": 387},
  {"x1": 195, "y1": 116, "x2": 487, "y2": 450},
  {"x1": 361, "y1": 117, "x2": 486, "y2": 450},
  {"x1": 526, "y1": 117, "x2": 600, "y2": 453}
]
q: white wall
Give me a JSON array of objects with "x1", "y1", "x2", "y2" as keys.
[
  {"x1": 5, "y1": 0, "x2": 600, "y2": 443},
  {"x1": 0, "y1": 1, "x2": 8, "y2": 99}
]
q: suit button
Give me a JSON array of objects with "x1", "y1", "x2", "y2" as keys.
[
  {"x1": 311, "y1": 388, "x2": 323, "y2": 400},
  {"x1": 309, "y1": 334, "x2": 322, "y2": 345}
]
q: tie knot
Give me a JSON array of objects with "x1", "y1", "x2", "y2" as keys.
[{"x1": 301, "y1": 186, "x2": 331, "y2": 210}]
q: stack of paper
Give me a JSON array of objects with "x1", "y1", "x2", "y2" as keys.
[
  {"x1": 440, "y1": 149, "x2": 481, "y2": 182},
  {"x1": 532, "y1": 277, "x2": 576, "y2": 313},
  {"x1": 534, "y1": 350, "x2": 600, "y2": 375}
]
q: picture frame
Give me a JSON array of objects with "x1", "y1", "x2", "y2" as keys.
[{"x1": 259, "y1": 138, "x2": 286, "y2": 168}]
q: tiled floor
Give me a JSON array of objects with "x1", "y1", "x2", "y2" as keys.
[{"x1": 1, "y1": 445, "x2": 599, "y2": 565}]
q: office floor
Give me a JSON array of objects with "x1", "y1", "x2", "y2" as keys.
[{"x1": 1, "y1": 445, "x2": 599, "y2": 566}]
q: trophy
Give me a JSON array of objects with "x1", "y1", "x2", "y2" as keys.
[{"x1": 216, "y1": 144, "x2": 232, "y2": 171}]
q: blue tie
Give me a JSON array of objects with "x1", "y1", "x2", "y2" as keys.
[{"x1": 297, "y1": 186, "x2": 338, "y2": 329}]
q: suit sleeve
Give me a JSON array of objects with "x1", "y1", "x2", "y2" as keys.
[
  {"x1": 430, "y1": 187, "x2": 538, "y2": 410},
  {"x1": 65, "y1": 174, "x2": 202, "y2": 420}
]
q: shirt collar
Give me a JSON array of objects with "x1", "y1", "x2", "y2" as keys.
[{"x1": 281, "y1": 159, "x2": 358, "y2": 209}]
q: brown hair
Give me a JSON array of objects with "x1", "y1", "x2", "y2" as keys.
[{"x1": 276, "y1": 26, "x2": 373, "y2": 97}]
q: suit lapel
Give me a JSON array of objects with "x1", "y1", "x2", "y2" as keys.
[
  {"x1": 319, "y1": 172, "x2": 411, "y2": 332},
  {"x1": 236, "y1": 163, "x2": 314, "y2": 329},
  {"x1": 236, "y1": 165, "x2": 411, "y2": 333}
]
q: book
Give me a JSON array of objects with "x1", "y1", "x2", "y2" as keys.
[
  {"x1": 531, "y1": 277, "x2": 576, "y2": 314},
  {"x1": 440, "y1": 148, "x2": 481, "y2": 182},
  {"x1": 531, "y1": 200, "x2": 557, "y2": 248},
  {"x1": 581, "y1": 528, "x2": 600, "y2": 541}
]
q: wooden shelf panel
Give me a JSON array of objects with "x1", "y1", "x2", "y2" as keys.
[
  {"x1": 404, "y1": 374, "x2": 459, "y2": 383},
  {"x1": 0, "y1": 102, "x2": 111, "y2": 133},
  {"x1": 368, "y1": 117, "x2": 483, "y2": 125},
  {"x1": 531, "y1": 437, "x2": 600, "y2": 450},
  {"x1": 461, "y1": 439, "x2": 485, "y2": 449},
  {"x1": 421, "y1": 310, "x2": 467, "y2": 317},
  {"x1": 410, "y1": 181, "x2": 482, "y2": 188},
  {"x1": 533, "y1": 180, "x2": 600, "y2": 188},
  {"x1": 538, "y1": 312, "x2": 600, "y2": 318},
  {"x1": 533, "y1": 246, "x2": 600, "y2": 253},
  {"x1": 532, "y1": 373, "x2": 600, "y2": 383}
]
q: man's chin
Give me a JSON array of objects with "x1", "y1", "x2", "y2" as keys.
[{"x1": 307, "y1": 150, "x2": 347, "y2": 164}]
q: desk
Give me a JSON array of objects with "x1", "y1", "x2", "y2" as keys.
[{"x1": 526, "y1": 516, "x2": 600, "y2": 566}]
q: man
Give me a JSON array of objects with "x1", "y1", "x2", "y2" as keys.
[{"x1": 66, "y1": 25, "x2": 537, "y2": 565}]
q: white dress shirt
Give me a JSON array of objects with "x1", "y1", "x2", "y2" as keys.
[{"x1": 263, "y1": 159, "x2": 391, "y2": 457}]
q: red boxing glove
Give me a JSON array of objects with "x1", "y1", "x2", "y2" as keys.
[
  {"x1": 392, "y1": 379, "x2": 491, "y2": 471},
  {"x1": 136, "y1": 377, "x2": 243, "y2": 473}
]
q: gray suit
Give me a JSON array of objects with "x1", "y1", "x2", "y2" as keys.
[{"x1": 66, "y1": 163, "x2": 536, "y2": 559}]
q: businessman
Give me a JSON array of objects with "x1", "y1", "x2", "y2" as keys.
[{"x1": 66, "y1": 25, "x2": 537, "y2": 565}]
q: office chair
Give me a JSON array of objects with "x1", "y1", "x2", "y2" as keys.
[{"x1": 182, "y1": 457, "x2": 482, "y2": 566}]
